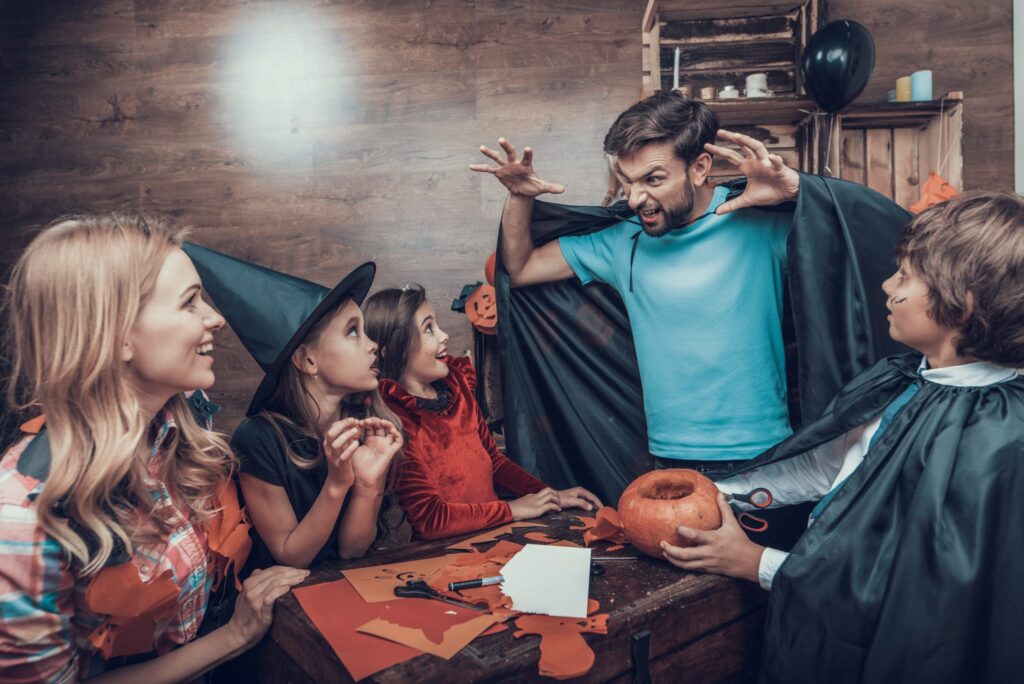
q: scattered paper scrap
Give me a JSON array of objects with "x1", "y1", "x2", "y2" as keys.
[
  {"x1": 342, "y1": 554, "x2": 456, "y2": 603},
  {"x1": 357, "y1": 612, "x2": 498, "y2": 659},
  {"x1": 445, "y1": 521, "x2": 544, "y2": 551},
  {"x1": 513, "y1": 599, "x2": 610, "y2": 680},
  {"x1": 500, "y1": 544, "x2": 591, "y2": 618},
  {"x1": 571, "y1": 507, "x2": 629, "y2": 546},
  {"x1": 523, "y1": 531, "x2": 560, "y2": 544}
]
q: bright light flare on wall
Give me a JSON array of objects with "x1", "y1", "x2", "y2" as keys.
[{"x1": 218, "y1": 10, "x2": 353, "y2": 170}]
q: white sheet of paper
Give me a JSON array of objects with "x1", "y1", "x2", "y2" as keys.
[{"x1": 499, "y1": 544, "x2": 591, "y2": 618}]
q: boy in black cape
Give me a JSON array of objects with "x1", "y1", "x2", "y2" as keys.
[{"x1": 661, "y1": 191, "x2": 1024, "y2": 682}]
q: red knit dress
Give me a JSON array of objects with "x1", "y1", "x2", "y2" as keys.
[{"x1": 380, "y1": 356, "x2": 548, "y2": 540}]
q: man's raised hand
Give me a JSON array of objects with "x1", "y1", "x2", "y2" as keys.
[
  {"x1": 470, "y1": 138, "x2": 566, "y2": 198},
  {"x1": 705, "y1": 129, "x2": 800, "y2": 215}
]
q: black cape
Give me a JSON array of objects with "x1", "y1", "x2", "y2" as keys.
[
  {"x1": 727, "y1": 353, "x2": 1024, "y2": 683},
  {"x1": 494, "y1": 174, "x2": 911, "y2": 503}
]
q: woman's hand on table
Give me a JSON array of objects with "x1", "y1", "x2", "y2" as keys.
[
  {"x1": 509, "y1": 487, "x2": 562, "y2": 520},
  {"x1": 555, "y1": 486, "x2": 603, "y2": 512},
  {"x1": 659, "y1": 493, "x2": 764, "y2": 584},
  {"x1": 225, "y1": 565, "x2": 310, "y2": 649}
]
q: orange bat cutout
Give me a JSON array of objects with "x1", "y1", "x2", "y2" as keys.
[
  {"x1": 357, "y1": 613, "x2": 499, "y2": 659},
  {"x1": 571, "y1": 507, "x2": 629, "y2": 546},
  {"x1": 513, "y1": 598, "x2": 610, "y2": 680},
  {"x1": 85, "y1": 564, "x2": 180, "y2": 659},
  {"x1": 445, "y1": 522, "x2": 544, "y2": 551}
]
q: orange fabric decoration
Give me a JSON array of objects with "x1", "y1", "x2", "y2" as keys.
[
  {"x1": 85, "y1": 564, "x2": 180, "y2": 659},
  {"x1": 484, "y1": 252, "x2": 497, "y2": 286},
  {"x1": 465, "y1": 284, "x2": 498, "y2": 336},
  {"x1": 909, "y1": 171, "x2": 959, "y2": 214},
  {"x1": 206, "y1": 481, "x2": 252, "y2": 591},
  {"x1": 513, "y1": 598, "x2": 610, "y2": 680},
  {"x1": 570, "y1": 507, "x2": 629, "y2": 547}
]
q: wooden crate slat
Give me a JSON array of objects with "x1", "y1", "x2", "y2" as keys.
[
  {"x1": 659, "y1": 40, "x2": 795, "y2": 71},
  {"x1": 659, "y1": 14, "x2": 795, "y2": 43},
  {"x1": 892, "y1": 128, "x2": 920, "y2": 209},
  {"x1": 659, "y1": 2, "x2": 809, "y2": 22},
  {"x1": 866, "y1": 128, "x2": 894, "y2": 200},
  {"x1": 840, "y1": 129, "x2": 866, "y2": 185}
]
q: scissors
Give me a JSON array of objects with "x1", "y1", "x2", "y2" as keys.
[
  {"x1": 727, "y1": 487, "x2": 773, "y2": 533},
  {"x1": 394, "y1": 579, "x2": 487, "y2": 612}
]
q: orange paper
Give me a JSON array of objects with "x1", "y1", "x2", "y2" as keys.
[
  {"x1": 523, "y1": 531, "x2": 560, "y2": 544},
  {"x1": 429, "y1": 541, "x2": 522, "y2": 615},
  {"x1": 294, "y1": 578, "x2": 495, "y2": 680},
  {"x1": 513, "y1": 599, "x2": 610, "y2": 680},
  {"x1": 909, "y1": 171, "x2": 959, "y2": 214},
  {"x1": 571, "y1": 507, "x2": 628, "y2": 546},
  {"x1": 357, "y1": 612, "x2": 498, "y2": 659},
  {"x1": 342, "y1": 554, "x2": 458, "y2": 603},
  {"x1": 85, "y1": 563, "x2": 180, "y2": 659},
  {"x1": 445, "y1": 521, "x2": 543, "y2": 551}
]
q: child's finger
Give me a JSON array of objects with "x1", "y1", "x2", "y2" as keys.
[{"x1": 325, "y1": 418, "x2": 359, "y2": 440}]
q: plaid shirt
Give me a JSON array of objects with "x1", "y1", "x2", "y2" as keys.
[{"x1": 0, "y1": 408, "x2": 214, "y2": 683}]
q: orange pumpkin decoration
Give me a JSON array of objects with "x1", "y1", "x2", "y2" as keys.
[
  {"x1": 484, "y1": 252, "x2": 497, "y2": 286},
  {"x1": 466, "y1": 284, "x2": 498, "y2": 335},
  {"x1": 617, "y1": 469, "x2": 721, "y2": 558}
]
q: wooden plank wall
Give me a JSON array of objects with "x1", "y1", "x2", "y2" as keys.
[
  {"x1": 0, "y1": 0, "x2": 1014, "y2": 429},
  {"x1": 0, "y1": 0, "x2": 645, "y2": 430},
  {"x1": 829, "y1": 0, "x2": 1013, "y2": 192}
]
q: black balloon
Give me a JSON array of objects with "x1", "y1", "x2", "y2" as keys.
[{"x1": 800, "y1": 20, "x2": 876, "y2": 113}]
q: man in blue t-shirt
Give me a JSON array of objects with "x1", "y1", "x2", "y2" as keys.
[{"x1": 471, "y1": 91, "x2": 801, "y2": 478}]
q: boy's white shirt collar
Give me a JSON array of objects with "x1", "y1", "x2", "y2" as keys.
[{"x1": 918, "y1": 356, "x2": 1018, "y2": 386}]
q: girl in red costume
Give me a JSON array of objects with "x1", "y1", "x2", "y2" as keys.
[{"x1": 363, "y1": 286, "x2": 601, "y2": 540}]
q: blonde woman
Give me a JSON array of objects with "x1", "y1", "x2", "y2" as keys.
[{"x1": 0, "y1": 214, "x2": 308, "y2": 683}]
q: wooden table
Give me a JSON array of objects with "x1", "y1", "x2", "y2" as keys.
[{"x1": 256, "y1": 511, "x2": 767, "y2": 683}]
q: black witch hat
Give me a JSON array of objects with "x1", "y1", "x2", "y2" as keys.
[{"x1": 182, "y1": 242, "x2": 375, "y2": 416}]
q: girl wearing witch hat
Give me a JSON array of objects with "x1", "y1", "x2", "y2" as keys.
[
  {"x1": 364, "y1": 286, "x2": 602, "y2": 540},
  {"x1": 0, "y1": 214, "x2": 307, "y2": 682},
  {"x1": 184, "y1": 244, "x2": 403, "y2": 572}
]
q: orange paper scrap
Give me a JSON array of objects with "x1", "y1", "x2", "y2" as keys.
[
  {"x1": 513, "y1": 599, "x2": 610, "y2": 680},
  {"x1": 342, "y1": 554, "x2": 458, "y2": 603},
  {"x1": 571, "y1": 507, "x2": 629, "y2": 546},
  {"x1": 523, "y1": 531, "x2": 560, "y2": 544},
  {"x1": 429, "y1": 541, "x2": 522, "y2": 615},
  {"x1": 357, "y1": 612, "x2": 498, "y2": 659},
  {"x1": 445, "y1": 521, "x2": 544, "y2": 551},
  {"x1": 295, "y1": 578, "x2": 495, "y2": 681},
  {"x1": 85, "y1": 564, "x2": 180, "y2": 659},
  {"x1": 909, "y1": 171, "x2": 959, "y2": 214}
]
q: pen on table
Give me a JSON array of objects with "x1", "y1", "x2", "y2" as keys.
[{"x1": 448, "y1": 575, "x2": 504, "y2": 592}]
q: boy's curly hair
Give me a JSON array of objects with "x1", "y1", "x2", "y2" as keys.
[{"x1": 895, "y1": 191, "x2": 1024, "y2": 367}]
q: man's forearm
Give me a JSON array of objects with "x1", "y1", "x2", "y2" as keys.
[{"x1": 500, "y1": 193, "x2": 536, "y2": 280}]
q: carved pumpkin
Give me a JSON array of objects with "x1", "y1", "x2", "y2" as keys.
[
  {"x1": 617, "y1": 469, "x2": 722, "y2": 558},
  {"x1": 466, "y1": 284, "x2": 498, "y2": 335}
]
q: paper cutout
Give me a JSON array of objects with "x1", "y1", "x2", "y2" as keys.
[
  {"x1": 604, "y1": 544, "x2": 626, "y2": 552},
  {"x1": 343, "y1": 554, "x2": 458, "y2": 603},
  {"x1": 445, "y1": 521, "x2": 544, "y2": 551},
  {"x1": 357, "y1": 612, "x2": 498, "y2": 659},
  {"x1": 523, "y1": 531, "x2": 560, "y2": 544},
  {"x1": 570, "y1": 507, "x2": 629, "y2": 546},
  {"x1": 501, "y1": 545, "x2": 591, "y2": 618},
  {"x1": 909, "y1": 171, "x2": 959, "y2": 214},
  {"x1": 513, "y1": 599, "x2": 610, "y2": 680},
  {"x1": 85, "y1": 563, "x2": 179, "y2": 658},
  {"x1": 429, "y1": 541, "x2": 522, "y2": 615},
  {"x1": 294, "y1": 578, "x2": 442, "y2": 680},
  {"x1": 206, "y1": 481, "x2": 252, "y2": 591}
]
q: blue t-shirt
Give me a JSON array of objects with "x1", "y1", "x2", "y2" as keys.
[{"x1": 558, "y1": 185, "x2": 793, "y2": 461}]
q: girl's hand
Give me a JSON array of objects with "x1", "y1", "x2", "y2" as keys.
[
  {"x1": 224, "y1": 566, "x2": 309, "y2": 648},
  {"x1": 350, "y1": 418, "x2": 403, "y2": 493},
  {"x1": 659, "y1": 493, "x2": 765, "y2": 583},
  {"x1": 555, "y1": 486, "x2": 603, "y2": 512},
  {"x1": 508, "y1": 487, "x2": 562, "y2": 521},
  {"x1": 323, "y1": 418, "x2": 361, "y2": 489}
]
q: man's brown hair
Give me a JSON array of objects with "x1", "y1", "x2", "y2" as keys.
[
  {"x1": 895, "y1": 191, "x2": 1024, "y2": 366},
  {"x1": 603, "y1": 90, "x2": 719, "y2": 164}
]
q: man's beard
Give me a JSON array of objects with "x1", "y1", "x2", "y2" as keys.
[{"x1": 642, "y1": 180, "x2": 696, "y2": 237}]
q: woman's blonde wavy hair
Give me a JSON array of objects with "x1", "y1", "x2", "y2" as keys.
[{"x1": 4, "y1": 213, "x2": 235, "y2": 576}]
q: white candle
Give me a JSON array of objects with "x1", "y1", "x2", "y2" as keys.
[{"x1": 673, "y1": 47, "x2": 680, "y2": 89}]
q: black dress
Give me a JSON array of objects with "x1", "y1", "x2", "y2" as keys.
[{"x1": 231, "y1": 415, "x2": 346, "y2": 574}]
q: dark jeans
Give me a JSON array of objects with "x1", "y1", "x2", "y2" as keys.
[{"x1": 651, "y1": 456, "x2": 812, "y2": 551}]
